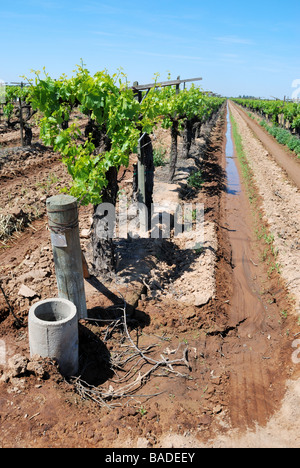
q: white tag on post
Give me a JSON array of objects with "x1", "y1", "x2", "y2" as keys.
[{"x1": 51, "y1": 232, "x2": 67, "y2": 248}]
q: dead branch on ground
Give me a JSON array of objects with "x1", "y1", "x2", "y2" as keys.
[{"x1": 70, "y1": 299, "x2": 191, "y2": 409}]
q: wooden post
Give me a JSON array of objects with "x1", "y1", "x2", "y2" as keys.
[
  {"x1": 176, "y1": 76, "x2": 180, "y2": 95},
  {"x1": 19, "y1": 82, "x2": 24, "y2": 147},
  {"x1": 133, "y1": 81, "x2": 147, "y2": 233},
  {"x1": 133, "y1": 81, "x2": 146, "y2": 204},
  {"x1": 137, "y1": 134, "x2": 146, "y2": 204},
  {"x1": 46, "y1": 194, "x2": 87, "y2": 319},
  {"x1": 169, "y1": 76, "x2": 181, "y2": 181}
]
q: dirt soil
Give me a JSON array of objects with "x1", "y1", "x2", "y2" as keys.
[{"x1": 0, "y1": 105, "x2": 300, "y2": 448}]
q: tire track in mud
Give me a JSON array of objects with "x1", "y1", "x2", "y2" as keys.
[
  {"x1": 229, "y1": 101, "x2": 300, "y2": 314},
  {"x1": 221, "y1": 103, "x2": 295, "y2": 430}
]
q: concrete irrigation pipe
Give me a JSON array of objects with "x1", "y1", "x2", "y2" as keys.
[{"x1": 28, "y1": 298, "x2": 78, "y2": 377}]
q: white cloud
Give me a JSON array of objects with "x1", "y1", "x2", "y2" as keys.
[
  {"x1": 216, "y1": 35, "x2": 255, "y2": 45},
  {"x1": 91, "y1": 31, "x2": 116, "y2": 37},
  {"x1": 134, "y1": 51, "x2": 205, "y2": 61}
]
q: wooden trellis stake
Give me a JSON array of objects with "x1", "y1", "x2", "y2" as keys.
[{"x1": 46, "y1": 194, "x2": 87, "y2": 319}]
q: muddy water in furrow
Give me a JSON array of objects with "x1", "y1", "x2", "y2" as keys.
[
  {"x1": 222, "y1": 104, "x2": 279, "y2": 428},
  {"x1": 225, "y1": 105, "x2": 265, "y2": 332}
]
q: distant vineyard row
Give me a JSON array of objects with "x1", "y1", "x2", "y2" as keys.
[{"x1": 232, "y1": 98, "x2": 300, "y2": 135}]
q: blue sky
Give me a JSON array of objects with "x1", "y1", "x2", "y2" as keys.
[{"x1": 1, "y1": 0, "x2": 299, "y2": 98}]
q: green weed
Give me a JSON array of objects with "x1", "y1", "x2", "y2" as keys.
[
  {"x1": 260, "y1": 120, "x2": 300, "y2": 158},
  {"x1": 153, "y1": 147, "x2": 167, "y2": 167},
  {"x1": 187, "y1": 170, "x2": 204, "y2": 189}
]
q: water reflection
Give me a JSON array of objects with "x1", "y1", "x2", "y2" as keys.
[{"x1": 226, "y1": 105, "x2": 241, "y2": 195}]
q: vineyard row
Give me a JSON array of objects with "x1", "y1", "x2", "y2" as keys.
[
  {"x1": 232, "y1": 98, "x2": 300, "y2": 135},
  {"x1": 0, "y1": 67, "x2": 225, "y2": 207}
]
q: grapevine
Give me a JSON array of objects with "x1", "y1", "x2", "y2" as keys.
[
  {"x1": 26, "y1": 64, "x2": 225, "y2": 273},
  {"x1": 0, "y1": 84, "x2": 35, "y2": 145}
]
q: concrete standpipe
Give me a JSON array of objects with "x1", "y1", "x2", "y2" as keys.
[{"x1": 28, "y1": 298, "x2": 78, "y2": 377}]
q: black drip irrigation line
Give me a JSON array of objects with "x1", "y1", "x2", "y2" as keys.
[{"x1": 0, "y1": 280, "x2": 23, "y2": 327}]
